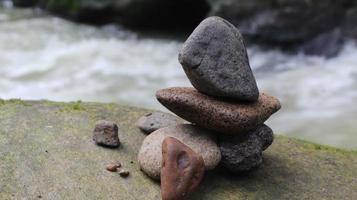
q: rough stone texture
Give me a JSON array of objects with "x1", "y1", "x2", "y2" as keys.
[
  {"x1": 0, "y1": 100, "x2": 356, "y2": 199},
  {"x1": 219, "y1": 125, "x2": 274, "y2": 173},
  {"x1": 161, "y1": 137, "x2": 205, "y2": 200},
  {"x1": 138, "y1": 124, "x2": 221, "y2": 180},
  {"x1": 156, "y1": 87, "x2": 281, "y2": 134},
  {"x1": 93, "y1": 120, "x2": 120, "y2": 148},
  {"x1": 179, "y1": 16, "x2": 258, "y2": 101},
  {"x1": 12, "y1": 0, "x2": 37, "y2": 7},
  {"x1": 136, "y1": 111, "x2": 182, "y2": 134},
  {"x1": 255, "y1": 124, "x2": 274, "y2": 151}
]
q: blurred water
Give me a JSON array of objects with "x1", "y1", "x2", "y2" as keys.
[{"x1": 0, "y1": 7, "x2": 357, "y2": 149}]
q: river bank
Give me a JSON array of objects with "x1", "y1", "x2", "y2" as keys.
[{"x1": 1, "y1": 99, "x2": 356, "y2": 199}]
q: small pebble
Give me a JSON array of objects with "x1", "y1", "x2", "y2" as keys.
[
  {"x1": 119, "y1": 169, "x2": 130, "y2": 177},
  {"x1": 93, "y1": 120, "x2": 120, "y2": 148},
  {"x1": 106, "y1": 161, "x2": 122, "y2": 172}
]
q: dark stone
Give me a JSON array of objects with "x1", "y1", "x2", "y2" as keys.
[
  {"x1": 179, "y1": 16, "x2": 259, "y2": 101},
  {"x1": 156, "y1": 87, "x2": 281, "y2": 135},
  {"x1": 298, "y1": 29, "x2": 344, "y2": 58},
  {"x1": 161, "y1": 137, "x2": 205, "y2": 200},
  {"x1": 36, "y1": 0, "x2": 210, "y2": 30},
  {"x1": 209, "y1": 0, "x2": 347, "y2": 44},
  {"x1": 136, "y1": 111, "x2": 181, "y2": 134},
  {"x1": 220, "y1": 133, "x2": 263, "y2": 173},
  {"x1": 342, "y1": 7, "x2": 357, "y2": 39},
  {"x1": 255, "y1": 124, "x2": 274, "y2": 151},
  {"x1": 219, "y1": 124, "x2": 274, "y2": 173},
  {"x1": 93, "y1": 120, "x2": 120, "y2": 148},
  {"x1": 118, "y1": 169, "x2": 130, "y2": 178},
  {"x1": 12, "y1": 0, "x2": 38, "y2": 7}
]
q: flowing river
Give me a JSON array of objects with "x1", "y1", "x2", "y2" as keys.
[{"x1": 1, "y1": 6, "x2": 357, "y2": 149}]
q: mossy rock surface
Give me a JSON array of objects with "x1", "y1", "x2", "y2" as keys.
[{"x1": 0, "y1": 100, "x2": 356, "y2": 199}]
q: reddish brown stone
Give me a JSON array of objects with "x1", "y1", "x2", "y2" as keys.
[
  {"x1": 156, "y1": 87, "x2": 281, "y2": 135},
  {"x1": 93, "y1": 120, "x2": 120, "y2": 148},
  {"x1": 161, "y1": 137, "x2": 205, "y2": 200}
]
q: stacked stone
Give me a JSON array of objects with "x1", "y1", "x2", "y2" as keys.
[{"x1": 138, "y1": 16, "x2": 281, "y2": 200}]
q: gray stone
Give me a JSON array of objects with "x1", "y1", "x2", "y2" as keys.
[
  {"x1": 93, "y1": 120, "x2": 120, "y2": 148},
  {"x1": 255, "y1": 124, "x2": 274, "y2": 151},
  {"x1": 219, "y1": 124, "x2": 274, "y2": 173},
  {"x1": 1, "y1": 100, "x2": 357, "y2": 199},
  {"x1": 136, "y1": 111, "x2": 181, "y2": 134},
  {"x1": 138, "y1": 124, "x2": 221, "y2": 180},
  {"x1": 179, "y1": 16, "x2": 259, "y2": 101}
]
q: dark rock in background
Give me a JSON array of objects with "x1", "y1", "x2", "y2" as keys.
[
  {"x1": 12, "y1": 0, "x2": 37, "y2": 7},
  {"x1": 10, "y1": 0, "x2": 357, "y2": 57},
  {"x1": 298, "y1": 29, "x2": 345, "y2": 58},
  {"x1": 208, "y1": 0, "x2": 347, "y2": 43},
  {"x1": 33, "y1": 0, "x2": 210, "y2": 29},
  {"x1": 342, "y1": 7, "x2": 357, "y2": 39}
]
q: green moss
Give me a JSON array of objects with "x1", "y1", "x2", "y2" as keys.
[
  {"x1": 0, "y1": 99, "x2": 31, "y2": 107},
  {"x1": 58, "y1": 100, "x2": 86, "y2": 112},
  {"x1": 300, "y1": 139, "x2": 357, "y2": 154},
  {"x1": 0, "y1": 100, "x2": 356, "y2": 199}
]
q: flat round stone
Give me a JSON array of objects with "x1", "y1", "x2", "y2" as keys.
[{"x1": 156, "y1": 87, "x2": 281, "y2": 135}]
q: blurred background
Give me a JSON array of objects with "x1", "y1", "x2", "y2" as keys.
[{"x1": 0, "y1": 0, "x2": 356, "y2": 149}]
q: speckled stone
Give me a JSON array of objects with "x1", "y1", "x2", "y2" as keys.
[
  {"x1": 179, "y1": 16, "x2": 259, "y2": 101},
  {"x1": 156, "y1": 87, "x2": 281, "y2": 135},
  {"x1": 138, "y1": 124, "x2": 221, "y2": 180},
  {"x1": 161, "y1": 137, "x2": 205, "y2": 200},
  {"x1": 219, "y1": 124, "x2": 274, "y2": 173},
  {"x1": 255, "y1": 124, "x2": 274, "y2": 151},
  {"x1": 93, "y1": 120, "x2": 120, "y2": 148},
  {"x1": 136, "y1": 111, "x2": 182, "y2": 134}
]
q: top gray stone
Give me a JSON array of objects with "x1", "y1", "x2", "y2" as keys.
[{"x1": 179, "y1": 16, "x2": 259, "y2": 102}]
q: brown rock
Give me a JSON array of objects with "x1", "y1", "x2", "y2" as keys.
[
  {"x1": 106, "y1": 161, "x2": 122, "y2": 172},
  {"x1": 156, "y1": 87, "x2": 281, "y2": 134},
  {"x1": 119, "y1": 169, "x2": 130, "y2": 178},
  {"x1": 93, "y1": 120, "x2": 120, "y2": 148},
  {"x1": 161, "y1": 137, "x2": 205, "y2": 200}
]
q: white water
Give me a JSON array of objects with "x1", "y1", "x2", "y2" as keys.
[{"x1": 1, "y1": 7, "x2": 357, "y2": 149}]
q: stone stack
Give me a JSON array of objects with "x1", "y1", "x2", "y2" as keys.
[{"x1": 137, "y1": 16, "x2": 281, "y2": 200}]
